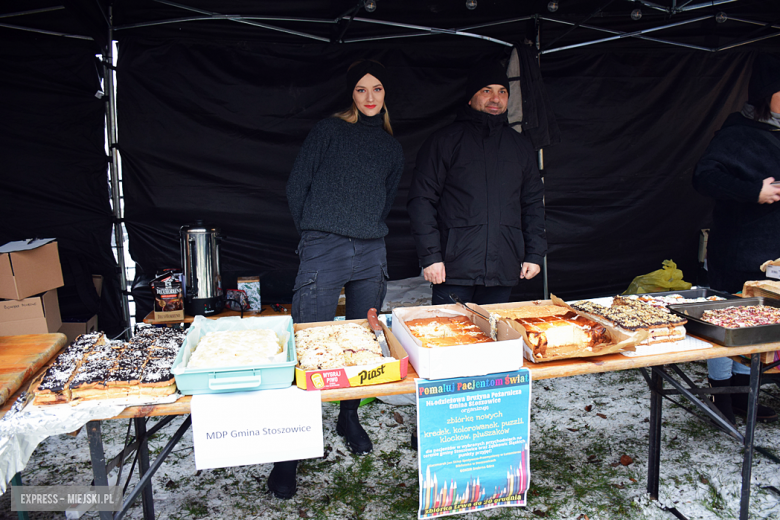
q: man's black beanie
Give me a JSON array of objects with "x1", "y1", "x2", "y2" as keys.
[
  {"x1": 748, "y1": 54, "x2": 780, "y2": 105},
  {"x1": 465, "y1": 62, "x2": 510, "y2": 100}
]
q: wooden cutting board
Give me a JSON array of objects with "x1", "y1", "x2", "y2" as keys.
[{"x1": 0, "y1": 333, "x2": 68, "y2": 407}]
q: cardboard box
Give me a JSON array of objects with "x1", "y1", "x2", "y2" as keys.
[
  {"x1": 294, "y1": 319, "x2": 409, "y2": 390},
  {"x1": 480, "y1": 297, "x2": 642, "y2": 363},
  {"x1": 391, "y1": 304, "x2": 523, "y2": 379},
  {"x1": 743, "y1": 280, "x2": 780, "y2": 299},
  {"x1": 0, "y1": 289, "x2": 62, "y2": 336},
  {"x1": 0, "y1": 239, "x2": 64, "y2": 300},
  {"x1": 59, "y1": 314, "x2": 98, "y2": 343}
]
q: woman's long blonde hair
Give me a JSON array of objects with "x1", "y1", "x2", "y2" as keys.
[{"x1": 334, "y1": 103, "x2": 393, "y2": 135}]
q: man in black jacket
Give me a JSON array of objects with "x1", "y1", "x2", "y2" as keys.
[{"x1": 408, "y1": 63, "x2": 547, "y2": 305}]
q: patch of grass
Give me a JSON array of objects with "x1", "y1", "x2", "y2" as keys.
[
  {"x1": 183, "y1": 498, "x2": 209, "y2": 517},
  {"x1": 700, "y1": 471, "x2": 729, "y2": 515}
]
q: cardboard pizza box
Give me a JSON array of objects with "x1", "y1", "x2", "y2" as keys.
[
  {"x1": 294, "y1": 319, "x2": 408, "y2": 391},
  {"x1": 391, "y1": 304, "x2": 523, "y2": 379}
]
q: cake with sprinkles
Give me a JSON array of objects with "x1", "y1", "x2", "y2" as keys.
[
  {"x1": 570, "y1": 296, "x2": 688, "y2": 345},
  {"x1": 32, "y1": 327, "x2": 185, "y2": 405},
  {"x1": 701, "y1": 305, "x2": 780, "y2": 329}
]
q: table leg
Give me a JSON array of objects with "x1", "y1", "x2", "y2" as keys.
[
  {"x1": 739, "y1": 354, "x2": 761, "y2": 520},
  {"x1": 115, "y1": 416, "x2": 192, "y2": 520},
  {"x1": 133, "y1": 418, "x2": 155, "y2": 520},
  {"x1": 647, "y1": 367, "x2": 663, "y2": 499},
  {"x1": 87, "y1": 421, "x2": 113, "y2": 520}
]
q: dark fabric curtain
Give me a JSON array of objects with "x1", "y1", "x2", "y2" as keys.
[
  {"x1": 118, "y1": 37, "x2": 755, "y2": 313},
  {"x1": 534, "y1": 48, "x2": 751, "y2": 300},
  {"x1": 0, "y1": 40, "x2": 124, "y2": 337},
  {"x1": 0, "y1": 34, "x2": 763, "y2": 327},
  {"x1": 117, "y1": 37, "x2": 509, "y2": 318}
]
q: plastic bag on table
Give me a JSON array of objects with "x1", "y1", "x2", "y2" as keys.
[{"x1": 622, "y1": 259, "x2": 692, "y2": 295}]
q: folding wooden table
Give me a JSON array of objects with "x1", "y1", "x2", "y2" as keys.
[
  {"x1": 3, "y1": 335, "x2": 778, "y2": 520},
  {"x1": 82, "y1": 339, "x2": 780, "y2": 520}
]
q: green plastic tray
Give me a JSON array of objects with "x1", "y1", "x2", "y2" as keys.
[{"x1": 171, "y1": 315, "x2": 296, "y2": 395}]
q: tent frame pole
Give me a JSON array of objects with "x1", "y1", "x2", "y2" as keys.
[
  {"x1": 105, "y1": 5, "x2": 131, "y2": 336},
  {"x1": 536, "y1": 18, "x2": 549, "y2": 301}
]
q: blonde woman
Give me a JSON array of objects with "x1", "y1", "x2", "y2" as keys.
[{"x1": 273, "y1": 60, "x2": 403, "y2": 499}]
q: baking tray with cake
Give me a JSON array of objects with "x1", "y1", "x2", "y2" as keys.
[
  {"x1": 668, "y1": 296, "x2": 780, "y2": 347},
  {"x1": 629, "y1": 288, "x2": 738, "y2": 304},
  {"x1": 171, "y1": 315, "x2": 296, "y2": 395}
]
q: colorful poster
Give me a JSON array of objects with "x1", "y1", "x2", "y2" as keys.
[{"x1": 416, "y1": 370, "x2": 531, "y2": 518}]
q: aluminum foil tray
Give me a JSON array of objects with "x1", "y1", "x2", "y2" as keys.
[{"x1": 669, "y1": 297, "x2": 780, "y2": 347}]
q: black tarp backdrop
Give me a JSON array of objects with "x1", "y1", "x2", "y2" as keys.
[
  {"x1": 0, "y1": 40, "x2": 125, "y2": 337},
  {"x1": 118, "y1": 38, "x2": 510, "y2": 317},
  {"x1": 542, "y1": 49, "x2": 752, "y2": 297},
  {"x1": 117, "y1": 36, "x2": 763, "y2": 319}
]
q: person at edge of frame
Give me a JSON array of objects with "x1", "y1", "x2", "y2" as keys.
[
  {"x1": 407, "y1": 61, "x2": 547, "y2": 306},
  {"x1": 274, "y1": 59, "x2": 404, "y2": 499},
  {"x1": 692, "y1": 53, "x2": 780, "y2": 425}
]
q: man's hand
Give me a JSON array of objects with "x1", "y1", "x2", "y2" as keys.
[
  {"x1": 520, "y1": 262, "x2": 541, "y2": 280},
  {"x1": 423, "y1": 262, "x2": 446, "y2": 284},
  {"x1": 759, "y1": 177, "x2": 780, "y2": 204}
]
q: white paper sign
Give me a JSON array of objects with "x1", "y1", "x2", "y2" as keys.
[
  {"x1": 766, "y1": 265, "x2": 780, "y2": 280},
  {"x1": 190, "y1": 386, "x2": 323, "y2": 470}
]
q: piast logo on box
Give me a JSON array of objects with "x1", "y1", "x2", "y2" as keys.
[{"x1": 358, "y1": 364, "x2": 386, "y2": 384}]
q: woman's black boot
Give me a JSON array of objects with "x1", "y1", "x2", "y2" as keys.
[
  {"x1": 336, "y1": 399, "x2": 373, "y2": 454},
  {"x1": 267, "y1": 460, "x2": 298, "y2": 499},
  {"x1": 708, "y1": 377, "x2": 736, "y2": 425},
  {"x1": 731, "y1": 374, "x2": 779, "y2": 423}
]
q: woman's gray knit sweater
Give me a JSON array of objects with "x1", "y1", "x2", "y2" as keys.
[{"x1": 286, "y1": 113, "x2": 404, "y2": 239}]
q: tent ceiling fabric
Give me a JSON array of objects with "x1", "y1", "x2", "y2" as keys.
[{"x1": 2, "y1": 1, "x2": 779, "y2": 53}]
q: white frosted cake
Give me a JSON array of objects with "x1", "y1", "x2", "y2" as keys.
[{"x1": 188, "y1": 329, "x2": 283, "y2": 368}]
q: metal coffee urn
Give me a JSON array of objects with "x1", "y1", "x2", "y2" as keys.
[{"x1": 180, "y1": 222, "x2": 224, "y2": 316}]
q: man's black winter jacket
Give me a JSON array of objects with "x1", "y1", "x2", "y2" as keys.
[{"x1": 408, "y1": 105, "x2": 547, "y2": 287}]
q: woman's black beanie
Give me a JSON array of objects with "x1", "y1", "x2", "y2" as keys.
[{"x1": 346, "y1": 60, "x2": 388, "y2": 105}]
